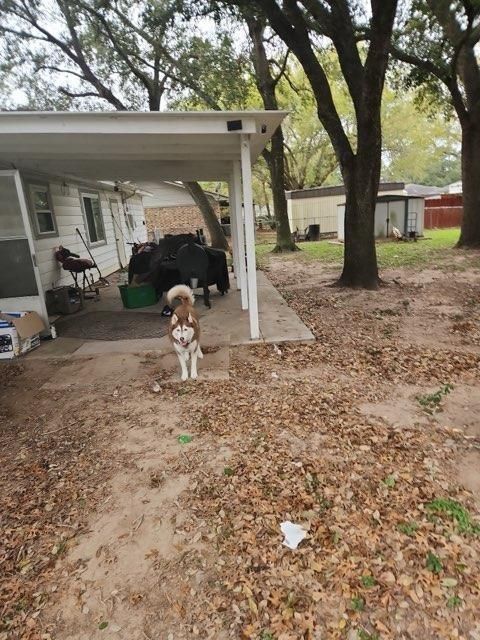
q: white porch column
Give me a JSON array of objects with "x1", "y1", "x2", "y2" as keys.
[
  {"x1": 240, "y1": 134, "x2": 259, "y2": 340},
  {"x1": 227, "y1": 175, "x2": 240, "y2": 290},
  {"x1": 232, "y1": 159, "x2": 248, "y2": 310}
]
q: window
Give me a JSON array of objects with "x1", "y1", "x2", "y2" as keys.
[
  {"x1": 29, "y1": 184, "x2": 57, "y2": 237},
  {"x1": 81, "y1": 192, "x2": 106, "y2": 245}
]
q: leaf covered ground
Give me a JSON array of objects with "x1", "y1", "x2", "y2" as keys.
[{"x1": 1, "y1": 249, "x2": 480, "y2": 640}]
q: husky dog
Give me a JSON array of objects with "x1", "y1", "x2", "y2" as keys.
[{"x1": 167, "y1": 285, "x2": 203, "y2": 381}]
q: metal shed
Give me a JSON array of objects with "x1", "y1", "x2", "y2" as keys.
[{"x1": 337, "y1": 194, "x2": 425, "y2": 241}]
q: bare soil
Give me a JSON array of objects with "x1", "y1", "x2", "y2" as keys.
[{"x1": 1, "y1": 255, "x2": 480, "y2": 640}]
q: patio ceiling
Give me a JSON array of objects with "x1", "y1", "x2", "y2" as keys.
[{"x1": 0, "y1": 110, "x2": 287, "y2": 184}]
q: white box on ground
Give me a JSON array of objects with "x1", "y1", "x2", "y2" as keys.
[{"x1": 0, "y1": 311, "x2": 45, "y2": 359}]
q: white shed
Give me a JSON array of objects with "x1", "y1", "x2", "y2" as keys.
[
  {"x1": 337, "y1": 195, "x2": 425, "y2": 241},
  {"x1": 286, "y1": 182, "x2": 439, "y2": 237}
]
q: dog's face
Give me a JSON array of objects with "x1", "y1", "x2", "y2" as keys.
[{"x1": 171, "y1": 313, "x2": 195, "y2": 347}]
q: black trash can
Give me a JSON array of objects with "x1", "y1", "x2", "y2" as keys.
[{"x1": 306, "y1": 224, "x2": 320, "y2": 241}]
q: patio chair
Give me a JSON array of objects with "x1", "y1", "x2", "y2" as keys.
[
  {"x1": 176, "y1": 241, "x2": 211, "y2": 308},
  {"x1": 54, "y1": 246, "x2": 99, "y2": 298}
]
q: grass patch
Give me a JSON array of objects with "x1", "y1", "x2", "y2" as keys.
[
  {"x1": 426, "y1": 551, "x2": 443, "y2": 574},
  {"x1": 426, "y1": 498, "x2": 480, "y2": 534},
  {"x1": 358, "y1": 630, "x2": 380, "y2": 640},
  {"x1": 350, "y1": 596, "x2": 365, "y2": 612},
  {"x1": 447, "y1": 595, "x2": 462, "y2": 609},
  {"x1": 416, "y1": 383, "x2": 453, "y2": 414},
  {"x1": 382, "y1": 474, "x2": 396, "y2": 488},
  {"x1": 397, "y1": 521, "x2": 419, "y2": 536},
  {"x1": 256, "y1": 228, "x2": 462, "y2": 270},
  {"x1": 360, "y1": 575, "x2": 377, "y2": 588}
]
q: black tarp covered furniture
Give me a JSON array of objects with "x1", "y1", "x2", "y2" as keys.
[{"x1": 128, "y1": 236, "x2": 229, "y2": 307}]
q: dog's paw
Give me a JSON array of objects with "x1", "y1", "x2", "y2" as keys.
[
  {"x1": 197, "y1": 348, "x2": 204, "y2": 359},
  {"x1": 181, "y1": 373, "x2": 188, "y2": 382},
  {"x1": 190, "y1": 372, "x2": 198, "y2": 380}
]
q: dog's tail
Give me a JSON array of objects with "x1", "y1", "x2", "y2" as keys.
[{"x1": 167, "y1": 284, "x2": 194, "y2": 306}]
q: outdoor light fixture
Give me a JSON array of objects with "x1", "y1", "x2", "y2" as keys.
[{"x1": 227, "y1": 119, "x2": 242, "y2": 131}]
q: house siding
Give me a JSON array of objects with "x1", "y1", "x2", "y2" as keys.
[
  {"x1": 142, "y1": 183, "x2": 199, "y2": 208},
  {"x1": 22, "y1": 174, "x2": 145, "y2": 292}
]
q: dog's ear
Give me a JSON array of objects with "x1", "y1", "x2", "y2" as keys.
[
  {"x1": 171, "y1": 313, "x2": 178, "y2": 324},
  {"x1": 188, "y1": 313, "x2": 197, "y2": 325}
]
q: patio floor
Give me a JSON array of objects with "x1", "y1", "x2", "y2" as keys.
[{"x1": 26, "y1": 271, "x2": 314, "y2": 362}]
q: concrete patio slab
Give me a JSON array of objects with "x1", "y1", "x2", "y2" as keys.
[{"x1": 24, "y1": 271, "x2": 314, "y2": 360}]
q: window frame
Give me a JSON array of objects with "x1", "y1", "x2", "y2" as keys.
[
  {"x1": 79, "y1": 190, "x2": 107, "y2": 247},
  {"x1": 27, "y1": 182, "x2": 58, "y2": 239}
]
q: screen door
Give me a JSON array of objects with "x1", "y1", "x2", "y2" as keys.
[{"x1": 0, "y1": 172, "x2": 39, "y2": 298}]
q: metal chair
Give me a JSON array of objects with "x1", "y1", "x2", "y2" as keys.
[{"x1": 175, "y1": 241, "x2": 211, "y2": 308}]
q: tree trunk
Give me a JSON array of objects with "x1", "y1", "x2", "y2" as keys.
[
  {"x1": 246, "y1": 16, "x2": 296, "y2": 252},
  {"x1": 457, "y1": 118, "x2": 480, "y2": 248},
  {"x1": 338, "y1": 140, "x2": 380, "y2": 289},
  {"x1": 338, "y1": 177, "x2": 380, "y2": 288},
  {"x1": 183, "y1": 181, "x2": 229, "y2": 251},
  {"x1": 262, "y1": 128, "x2": 297, "y2": 252}
]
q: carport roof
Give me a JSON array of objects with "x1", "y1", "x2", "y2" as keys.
[{"x1": 0, "y1": 110, "x2": 288, "y2": 184}]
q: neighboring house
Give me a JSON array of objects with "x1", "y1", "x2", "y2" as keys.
[
  {"x1": 445, "y1": 180, "x2": 462, "y2": 194},
  {"x1": 142, "y1": 181, "x2": 228, "y2": 239},
  {"x1": 286, "y1": 181, "x2": 443, "y2": 238},
  {"x1": 0, "y1": 169, "x2": 146, "y2": 321}
]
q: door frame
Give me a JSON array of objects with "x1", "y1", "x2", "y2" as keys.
[
  {"x1": 0, "y1": 169, "x2": 49, "y2": 322},
  {"x1": 109, "y1": 197, "x2": 128, "y2": 268}
]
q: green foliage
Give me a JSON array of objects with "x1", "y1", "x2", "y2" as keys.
[
  {"x1": 358, "y1": 629, "x2": 380, "y2": 640},
  {"x1": 426, "y1": 498, "x2": 480, "y2": 535},
  {"x1": 446, "y1": 595, "x2": 462, "y2": 609},
  {"x1": 350, "y1": 596, "x2": 365, "y2": 612},
  {"x1": 380, "y1": 87, "x2": 461, "y2": 186},
  {"x1": 383, "y1": 474, "x2": 396, "y2": 488},
  {"x1": 360, "y1": 575, "x2": 376, "y2": 588},
  {"x1": 397, "y1": 521, "x2": 419, "y2": 536},
  {"x1": 416, "y1": 384, "x2": 453, "y2": 414},
  {"x1": 426, "y1": 551, "x2": 443, "y2": 574},
  {"x1": 256, "y1": 228, "x2": 462, "y2": 269}
]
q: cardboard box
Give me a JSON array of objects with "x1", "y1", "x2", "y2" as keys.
[{"x1": 0, "y1": 311, "x2": 46, "y2": 359}]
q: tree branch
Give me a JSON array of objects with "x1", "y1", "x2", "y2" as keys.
[{"x1": 271, "y1": 49, "x2": 290, "y2": 87}]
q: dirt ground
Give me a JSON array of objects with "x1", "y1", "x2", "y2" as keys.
[{"x1": 1, "y1": 253, "x2": 480, "y2": 640}]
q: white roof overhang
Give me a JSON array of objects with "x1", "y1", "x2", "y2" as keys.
[{"x1": 0, "y1": 110, "x2": 288, "y2": 185}]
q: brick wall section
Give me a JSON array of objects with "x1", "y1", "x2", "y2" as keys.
[
  {"x1": 144, "y1": 203, "x2": 221, "y2": 240},
  {"x1": 425, "y1": 194, "x2": 463, "y2": 229}
]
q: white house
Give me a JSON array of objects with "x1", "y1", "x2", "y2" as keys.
[
  {"x1": 0, "y1": 110, "x2": 287, "y2": 340},
  {"x1": 286, "y1": 181, "x2": 443, "y2": 237},
  {"x1": 0, "y1": 170, "x2": 146, "y2": 322}
]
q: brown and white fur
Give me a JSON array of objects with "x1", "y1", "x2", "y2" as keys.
[{"x1": 167, "y1": 285, "x2": 203, "y2": 381}]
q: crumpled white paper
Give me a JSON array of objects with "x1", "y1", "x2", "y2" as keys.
[{"x1": 280, "y1": 521, "x2": 307, "y2": 549}]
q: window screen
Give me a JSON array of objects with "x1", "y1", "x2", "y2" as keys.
[
  {"x1": 29, "y1": 185, "x2": 56, "y2": 235},
  {"x1": 82, "y1": 194, "x2": 106, "y2": 244}
]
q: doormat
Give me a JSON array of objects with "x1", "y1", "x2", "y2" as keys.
[{"x1": 56, "y1": 311, "x2": 169, "y2": 341}]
